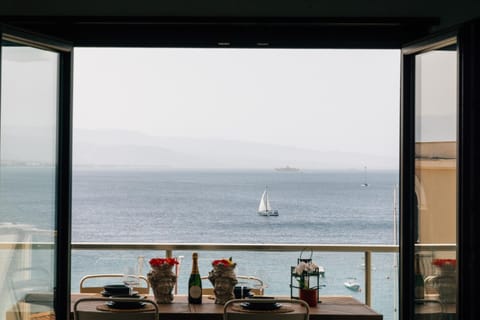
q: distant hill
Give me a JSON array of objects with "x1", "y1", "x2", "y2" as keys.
[
  {"x1": 73, "y1": 129, "x2": 397, "y2": 170},
  {"x1": 0, "y1": 127, "x2": 397, "y2": 169}
]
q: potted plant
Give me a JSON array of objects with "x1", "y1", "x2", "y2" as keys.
[
  {"x1": 147, "y1": 257, "x2": 179, "y2": 303},
  {"x1": 294, "y1": 260, "x2": 320, "y2": 307}
]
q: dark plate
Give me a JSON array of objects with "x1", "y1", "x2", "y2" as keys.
[
  {"x1": 101, "y1": 291, "x2": 138, "y2": 297},
  {"x1": 240, "y1": 302, "x2": 281, "y2": 311},
  {"x1": 103, "y1": 284, "x2": 131, "y2": 295},
  {"x1": 106, "y1": 301, "x2": 145, "y2": 309}
]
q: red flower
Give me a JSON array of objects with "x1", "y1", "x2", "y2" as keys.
[
  {"x1": 149, "y1": 257, "x2": 179, "y2": 267},
  {"x1": 432, "y1": 258, "x2": 456, "y2": 268},
  {"x1": 212, "y1": 258, "x2": 234, "y2": 267}
]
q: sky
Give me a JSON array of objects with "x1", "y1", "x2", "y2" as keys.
[{"x1": 73, "y1": 48, "x2": 401, "y2": 164}]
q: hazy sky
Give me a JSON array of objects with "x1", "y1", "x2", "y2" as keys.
[{"x1": 73, "y1": 48, "x2": 401, "y2": 159}]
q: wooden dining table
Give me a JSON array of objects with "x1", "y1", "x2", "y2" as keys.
[
  {"x1": 71, "y1": 294, "x2": 383, "y2": 320},
  {"x1": 6, "y1": 294, "x2": 382, "y2": 320}
]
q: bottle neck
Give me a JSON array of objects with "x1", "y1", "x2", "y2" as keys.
[{"x1": 191, "y1": 254, "x2": 199, "y2": 274}]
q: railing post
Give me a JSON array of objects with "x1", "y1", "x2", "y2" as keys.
[
  {"x1": 166, "y1": 250, "x2": 172, "y2": 258},
  {"x1": 365, "y1": 251, "x2": 372, "y2": 306}
]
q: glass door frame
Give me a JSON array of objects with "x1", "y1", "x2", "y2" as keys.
[
  {"x1": 401, "y1": 18, "x2": 480, "y2": 320},
  {"x1": 0, "y1": 25, "x2": 73, "y2": 320},
  {"x1": 400, "y1": 31, "x2": 458, "y2": 320}
]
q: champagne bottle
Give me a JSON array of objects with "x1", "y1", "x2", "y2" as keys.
[
  {"x1": 188, "y1": 252, "x2": 202, "y2": 304},
  {"x1": 414, "y1": 254, "x2": 424, "y2": 300}
]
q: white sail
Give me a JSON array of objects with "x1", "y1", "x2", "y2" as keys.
[
  {"x1": 258, "y1": 188, "x2": 278, "y2": 216},
  {"x1": 258, "y1": 190, "x2": 270, "y2": 212}
]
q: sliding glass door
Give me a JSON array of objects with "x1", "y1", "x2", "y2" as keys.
[
  {"x1": 401, "y1": 35, "x2": 458, "y2": 320},
  {"x1": 0, "y1": 27, "x2": 72, "y2": 320}
]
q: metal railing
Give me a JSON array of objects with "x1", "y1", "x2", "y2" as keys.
[
  {"x1": 71, "y1": 242, "x2": 399, "y2": 306},
  {"x1": 1, "y1": 241, "x2": 456, "y2": 306}
]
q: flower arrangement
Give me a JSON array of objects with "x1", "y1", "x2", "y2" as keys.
[
  {"x1": 432, "y1": 259, "x2": 456, "y2": 268},
  {"x1": 294, "y1": 260, "x2": 319, "y2": 289},
  {"x1": 148, "y1": 257, "x2": 178, "y2": 304},
  {"x1": 212, "y1": 257, "x2": 235, "y2": 267},
  {"x1": 432, "y1": 258, "x2": 456, "y2": 275},
  {"x1": 149, "y1": 257, "x2": 179, "y2": 268}
]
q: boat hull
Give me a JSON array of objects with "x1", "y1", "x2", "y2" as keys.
[
  {"x1": 344, "y1": 281, "x2": 361, "y2": 291},
  {"x1": 258, "y1": 210, "x2": 279, "y2": 216}
]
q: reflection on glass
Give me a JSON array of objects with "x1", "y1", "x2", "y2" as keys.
[
  {"x1": 0, "y1": 41, "x2": 59, "y2": 320},
  {"x1": 413, "y1": 43, "x2": 457, "y2": 320}
]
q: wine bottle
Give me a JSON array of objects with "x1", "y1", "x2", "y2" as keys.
[
  {"x1": 188, "y1": 252, "x2": 202, "y2": 304},
  {"x1": 414, "y1": 254, "x2": 424, "y2": 300}
]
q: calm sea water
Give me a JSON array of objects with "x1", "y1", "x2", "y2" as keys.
[{"x1": 1, "y1": 168, "x2": 399, "y2": 320}]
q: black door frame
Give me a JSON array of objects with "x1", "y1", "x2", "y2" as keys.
[
  {"x1": 400, "y1": 18, "x2": 480, "y2": 320},
  {"x1": 457, "y1": 19, "x2": 480, "y2": 320}
]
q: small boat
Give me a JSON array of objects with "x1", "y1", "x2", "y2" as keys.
[
  {"x1": 258, "y1": 187, "x2": 279, "y2": 216},
  {"x1": 344, "y1": 278, "x2": 361, "y2": 291},
  {"x1": 361, "y1": 166, "x2": 369, "y2": 187}
]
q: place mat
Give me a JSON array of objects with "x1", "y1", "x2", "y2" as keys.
[
  {"x1": 231, "y1": 304, "x2": 294, "y2": 313},
  {"x1": 319, "y1": 296, "x2": 361, "y2": 305},
  {"x1": 96, "y1": 303, "x2": 156, "y2": 313},
  {"x1": 30, "y1": 311, "x2": 56, "y2": 320}
]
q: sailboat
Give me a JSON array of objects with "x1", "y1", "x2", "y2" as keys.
[
  {"x1": 258, "y1": 187, "x2": 279, "y2": 216},
  {"x1": 361, "y1": 166, "x2": 369, "y2": 187}
]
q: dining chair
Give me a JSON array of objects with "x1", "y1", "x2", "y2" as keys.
[
  {"x1": 74, "y1": 297, "x2": 158, "y2": 320},
  {"x1": 79, "y1": 274, "x2": 150, "y2": 294},
  {"x1": 223, "y1": 298, "x2": 310, "y2": 320},
  {"x1": 202, "y1": 275, "x2": 266, "y2": 296}
]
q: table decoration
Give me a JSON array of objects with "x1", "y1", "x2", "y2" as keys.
[
  {"x1": 431, "y1": 258, "x2": 456, "y2": 303},
  {"x1": 208, "y1": 257, "x2": 238, "y2": 304},
  {"x1": 290, "y1": 249, "x2": 321, "y2": 306},
  {"x1": 147, "y1": 257, "x2": 178, "y2": 304}
]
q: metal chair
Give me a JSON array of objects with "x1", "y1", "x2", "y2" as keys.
[
  {"x1": 223, "y1": 298, "x2": 310, "y2": 320},
  {"x1": 79, "y1": 274, "x2": 150, "y2": 294},
  {"x1": 74, "y1": 297, "x2": 158, "y2": 320},
  {"x1": 201, "y1": 275, "x2": 266, "y2": 296}
]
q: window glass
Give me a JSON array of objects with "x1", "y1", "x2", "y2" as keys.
[
  {"x1": 413, "y1": 45, "x2": 457, "y2": 319},
  {"x1": 0, "y1": 41, "x2": 59, "y2": 320}
]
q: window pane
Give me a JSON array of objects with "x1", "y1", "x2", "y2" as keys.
[
  {"x1": 0, "y1": 41, "x2": 59, "y2": 320},
  {"x1": 414, "y1": 44, "x2": 457, "y2": 319}
]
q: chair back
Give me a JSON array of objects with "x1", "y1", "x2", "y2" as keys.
[
  {"x1": 202, "y1": 275, "x2": 265, "y2": 296},
  {"x1": 223, "y1": 298, "x2": 309, "y2": 320},
  {"x1": 74, "y1": 297, "x2": 158, "y2": 320},
  {"x1": 79, "y1": 274, "x2": 150, "y2": 294}
]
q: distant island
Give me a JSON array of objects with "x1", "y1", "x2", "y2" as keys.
[{"x1": 274, "y1": 165, "x2": 300, "y2": 172}]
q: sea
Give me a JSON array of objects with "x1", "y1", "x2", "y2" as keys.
[{"x1": 1, "y1": 167, "x2": 399, "y2": 320}]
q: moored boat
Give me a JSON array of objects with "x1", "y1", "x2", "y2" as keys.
[{"x1": 344, "y1": 278, "x2": 361, "y2": 291}]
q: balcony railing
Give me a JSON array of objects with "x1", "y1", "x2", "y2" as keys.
[
  {"x1": 72, "y1": 242, "x2": 399, "y2": 306},
  {"x1": 1, "y1": 241, "x2": 456, "y2": 308}
]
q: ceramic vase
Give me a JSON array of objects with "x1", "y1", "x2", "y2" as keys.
[
  {"x1": 208, "y1": 264, "x2": 238, "y2": 304},
  {"x1": 147, "y1": 264, "x2": 177, "y2": 304},
  {"x1": 434, "y1": 266, "x2": 456, "y2": 303}
]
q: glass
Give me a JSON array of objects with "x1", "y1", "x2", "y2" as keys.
[
  {"x1": 413, "y1": 42, "x2": 457, "y2": 319},
  {"x1": 0, "y1": 40, "x2": 59, "y2": 320}
]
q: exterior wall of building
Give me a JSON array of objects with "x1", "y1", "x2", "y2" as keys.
[{"x1": 415, "y1": 142, "x2": 456, "y2": 244}]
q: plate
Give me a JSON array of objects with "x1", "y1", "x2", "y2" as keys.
[
  {"x1": 106, "y1": 301, "x2": 145, "y2": 309},
  {"x1": 240, "y1": 302, "x2": 281, "y2": 311},
  {"x1": 101, "y1": 291, "x2": 138, "y2": 297}
]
